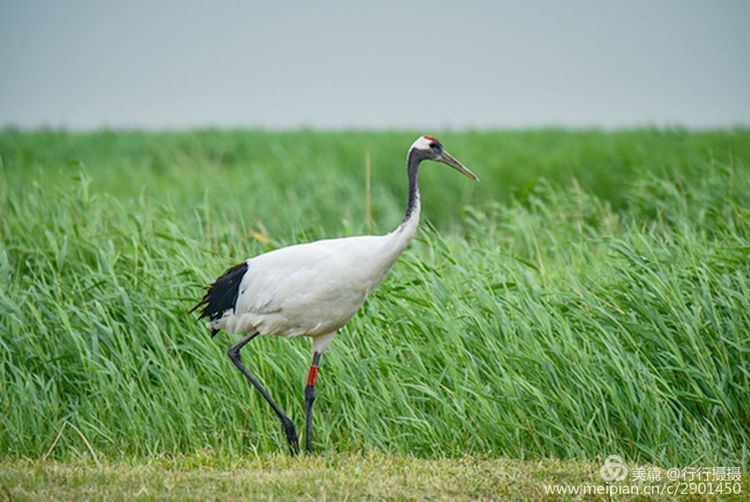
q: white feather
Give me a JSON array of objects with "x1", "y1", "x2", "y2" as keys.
[
  {"x1": 411, "y1": 136, "x2": 434, "y2": 151},
  {"x1": 212, "y1": 200, "x2": 420, "y2": 351}
]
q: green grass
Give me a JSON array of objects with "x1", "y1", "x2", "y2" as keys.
[
  {"x1": 1, "y1": 129, "x2": 749, "y2": 473},
  {"x1": 4, "y1": 454, "x2": 747, "y2": 501},
  {"x1": 0, "y1": 454, "x2": 604, "y2": 501}
]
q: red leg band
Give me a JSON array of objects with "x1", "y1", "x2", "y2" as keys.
[{"x1": 306, "y1": 365, "x2": 318, "y2": 386}]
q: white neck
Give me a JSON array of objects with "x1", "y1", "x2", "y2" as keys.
[{"x1": 388, "y1": 191, "x2": 421, "y2": 254}]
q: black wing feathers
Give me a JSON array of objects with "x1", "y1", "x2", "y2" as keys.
[{"x1": 191, "y1": 262, "x2": 249, "y2": 334}]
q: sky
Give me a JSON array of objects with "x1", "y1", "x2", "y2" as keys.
[{"x1": 1, "y1": 0, "x2": 748, "y2": 130}]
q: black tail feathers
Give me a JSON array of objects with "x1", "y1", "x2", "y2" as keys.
[{"x1": 191, "y1": 262, "x2": 249, "y2": 337}]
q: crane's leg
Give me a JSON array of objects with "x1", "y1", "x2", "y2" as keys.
[
  {"x1": 227, "y1": 332, "x2": 300, "y2": 455},
  {"x1": 304, "y1": 351, "x2": 322, "y2": 454}
]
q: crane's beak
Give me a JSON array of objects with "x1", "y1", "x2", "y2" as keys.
[{"x1": 439, "y1": 151, "x2": 479, "y2": 181}]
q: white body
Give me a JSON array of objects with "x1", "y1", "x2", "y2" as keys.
[{"x1": 212, "y1": 197, "x2": 420, "y2": 353}]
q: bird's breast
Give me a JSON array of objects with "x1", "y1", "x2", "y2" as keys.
[{"x1": 230, "y1": 235, "x2": 396, "y2": 337}]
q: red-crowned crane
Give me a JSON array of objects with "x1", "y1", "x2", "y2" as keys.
[{"x1": 191, "y1": 135, "x2": 478, "y2": 454}]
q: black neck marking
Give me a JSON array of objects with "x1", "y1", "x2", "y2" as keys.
[{"x1": 403, "y1": 148, "x2": 425, "y2": 223}]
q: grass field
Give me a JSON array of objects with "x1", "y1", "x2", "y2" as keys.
[
  {"x1": 3, "y1": 454, "x2": 748, "y2": 501},
  {"x1": 1, "y1": 129, "x2": 749, "y2": 497}
]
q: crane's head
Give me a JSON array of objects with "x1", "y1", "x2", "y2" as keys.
[{"x1": 411, "y1": 135, "x2": 479, "y2": 181}]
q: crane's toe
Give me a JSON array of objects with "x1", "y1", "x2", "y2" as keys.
[{"x1": 281, "y1": 417, "x2": 299, "y2": 455}]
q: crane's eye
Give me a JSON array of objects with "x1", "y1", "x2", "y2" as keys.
[{"x1": 429, "y1": 143, "x2": 437, "y2": 149}]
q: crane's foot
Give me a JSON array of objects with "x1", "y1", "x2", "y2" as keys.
[{"x1": 281, "y1": 417, "x2": 300, "y2": 455}]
